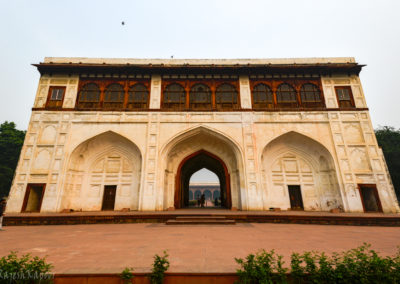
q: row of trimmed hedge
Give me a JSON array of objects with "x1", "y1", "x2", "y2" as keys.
[{"x1": 235, "y1": 243, "x2": 400, "y2": 283}]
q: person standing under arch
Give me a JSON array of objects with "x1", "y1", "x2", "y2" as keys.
[{"x1": 200, "y1": 194, "x2": 205, "y2": 208}]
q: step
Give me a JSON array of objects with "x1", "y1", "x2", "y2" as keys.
[
  {"x1": 175, "y1": 216, "x2": 228, "y2": 221},
  {"x1": 166, "y1": 219, "x2": 236, "y2": 225}
]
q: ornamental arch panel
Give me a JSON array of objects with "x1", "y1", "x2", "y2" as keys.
[
  {"x1": 62, "y1": 131, "x2": 142, "y2": 212},
  {"x1": 261, "y1": 131, "x2": 343, "y2": 211}
]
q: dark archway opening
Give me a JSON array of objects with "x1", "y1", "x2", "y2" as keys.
[{"x1": 175, "y1": 150, "x2": 231, "y2": 209}]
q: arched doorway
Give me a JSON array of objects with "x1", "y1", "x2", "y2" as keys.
[{"x1": 175, "y1": 150, "x2": 231, "y2": 209}]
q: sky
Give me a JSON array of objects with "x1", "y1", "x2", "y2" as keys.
[{"x1": 0, "y1": 0, "x2": 399, "y2": 182}]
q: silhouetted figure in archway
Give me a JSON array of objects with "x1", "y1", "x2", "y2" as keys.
[
  {"x1": 214, "y1": 197, "x2": 219, "y2": 207},
  {"x1": 0, "y1": 197, "x2": 7, "y2": 230},
  {"x1": 201, "y1": 194, "x2": 205, "y2": 208}
]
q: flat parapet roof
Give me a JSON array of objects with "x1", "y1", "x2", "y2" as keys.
[
  {"x1": 43, "y1": 57, "x2": 356, "y2": 66},
  {"x1": 34, "y1": 57, "x2": 364, "y2": 76}
]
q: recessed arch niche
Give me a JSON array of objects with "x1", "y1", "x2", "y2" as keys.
[
  {"x1": 261, "y1": 131, "x2": 343, "y2": 211},
  {"x1": 61, "y1": 131, "x2": 142, "y2": 211}
]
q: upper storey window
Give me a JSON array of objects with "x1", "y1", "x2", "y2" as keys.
[
  {"x1": 104, "y1": 83, "x2": 124, "y2": 109},
  {"x1": 335, "y1": 86, "x2": 355, "y2": 108},
  {"x1": 128, "y1": 84, "x2": 149, "y2": 109},
  {"x1": 76, "y1": 80, "x2": 150, "y2": 110},
  {"x1": 77, "y1": 83, "x2": 101, "y2": 109},
  {"x1": 215, "y1": 84, "x2": 239, "y2": 110},
  {"x1": 161, "y1": 80, "x2": 239, "y2": 111},
  {"x1": 46, "y1": 86, "x2": 66, "y2": 108},
  {"x1": 252, "y1": 83, "x2": 273, "y2": 109},
  {"x1": 300, "y1": 83, "x2": 323, "y2": 107},
  {"x1": 163, "y1": 83, "x2": 186, "y2": 110},
  {"x1": 190, "y1": 84, "x2": 212, "y2": 110},
  {"x1": 250, "y1": 80, "x2": 326, "y2": 109},
  {"x1": 276, "y1": 83, "x2": 298, "y2": 107}
]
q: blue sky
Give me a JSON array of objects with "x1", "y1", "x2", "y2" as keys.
[{"x1": 1, "y1": 0, "x2": 399, "y2": 182}]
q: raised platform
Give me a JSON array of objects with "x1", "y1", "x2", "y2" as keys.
[{"x1": 4, "y1": 209, "x2": 400, "y2": 226}]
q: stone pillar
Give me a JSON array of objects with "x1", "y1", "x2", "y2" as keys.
[
  {"x1": 239, "y1": 75, "x2": 251, "y2": 109},
  {"x1": 149, "y1": 75, "x2": 162, "y2": 109},
  {"x1": 139, "y1": 114, "x2": 161, "y2": 211},
  {"x1": 321, "y1": 77, "x2": 339, "y2": 108},
  {"x1": 241, "y1": 113, "x2": 263, "y2": 210}
]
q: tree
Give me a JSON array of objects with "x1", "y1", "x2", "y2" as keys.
[
  {"x1": 375, "y1": 126, "x2": 400, "y2": 200},
  {"x1": 0, "y1": 121, "x2": 25, "y2": 199}
]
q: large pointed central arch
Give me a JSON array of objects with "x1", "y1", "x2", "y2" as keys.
[
  {"x1": 159, "y1": 125, "x2": 245, "y2": 210},
  {"x1": 175, "y1": 150, "x2": 231, "y2": 208}
]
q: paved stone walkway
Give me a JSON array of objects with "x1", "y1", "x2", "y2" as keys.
[{"x1": 1, "y1": 223, "x2": 400, "y2": 273}]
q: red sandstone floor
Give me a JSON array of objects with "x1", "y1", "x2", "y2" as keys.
[{"x1": 1, "y1": 222, "x2": 400, "y2": 274}]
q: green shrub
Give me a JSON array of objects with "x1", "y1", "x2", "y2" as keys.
[
  {"x1": 330, "y1": 243, "x2": 400, "y2": 284},
  {"x1": 149, "y1": 250, "x2": 170, "y2": 284},
  {"x1": 235, "y1": 249, "x2": 288, "y2": 284},
  {"x1": 0, "y1": 251, "x2": 53, "y2": 284},
  {"x1": 236, "y1": 244, "x2": 400, "y2": 284},
  {"x1": 120, "y1": 267, "x2": 134, "y2": 283}
]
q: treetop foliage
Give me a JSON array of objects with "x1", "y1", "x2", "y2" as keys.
[
  {"x1": 375, "y1": 126, "x2": 400, "y2": 199},
  {"x1": 0, "y1": 121, "x2": 25, "y2": 199}
]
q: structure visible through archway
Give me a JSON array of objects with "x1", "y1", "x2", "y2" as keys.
[
  {"x1": 175, "y1": 150, "x2": 230, "y2": 208},
  {"x1": 189, "y1": 169, "x2": 221, "y2": 207}
]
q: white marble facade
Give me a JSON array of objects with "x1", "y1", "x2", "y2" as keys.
[{"x1": 5, "y1": 57, "x2": 399, "y2": 213}]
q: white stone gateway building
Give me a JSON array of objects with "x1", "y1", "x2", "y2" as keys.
[{"x1": 5, "y1": 57, "x2": 399, "y2": 213}]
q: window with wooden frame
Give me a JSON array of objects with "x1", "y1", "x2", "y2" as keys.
[
  {"x1": 77, "y1": 83, "x2": 101, "y2": 109},
  {"x1": 76, "y1": 80, "x2": 150, "y2": 110},
  {"x1": 335, "y1": 86, "x2": 355, "y2": 108},
  {"x1": 163, "y1": 83, "x2": 186, "y2": 110},
  {"x1": 252, "y1": 83, "x2": 274, "y2": 109},
  {"x1": 276, "y1": 83, "x2": 298, "y2": 107},
  {"x1": 300, "y1": 83, "x2": 323, "y2": 107},
  {"x1": 189, "y1": 84, "x2": 212, "y2": 110},
  {"x1": 46, "y1": 86, "x2": 66, "y2": 108},
  {"x1": 215, "y1": 83, "x2": 239, "y2": 110},
  {"x1": 104, "y1": 83, "x2": 124, "y2": 109},
  {"x1": 128, "y1": 83, "x2": 149, "y2": 109}
]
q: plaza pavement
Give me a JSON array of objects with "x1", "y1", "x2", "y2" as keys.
[{"x1": 1, "y1": 222, "x2": 400, "y2": 274}]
